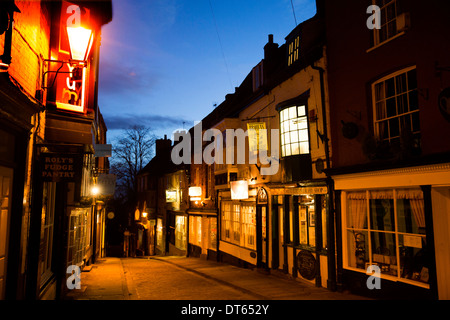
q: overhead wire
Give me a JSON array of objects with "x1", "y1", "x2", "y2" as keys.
[
  {"x1": 208, "y1": 0, "x2": 234, "y2": 92},
  {"x1": 290, "y1": 0, "x2": 298, "y2": 26}
]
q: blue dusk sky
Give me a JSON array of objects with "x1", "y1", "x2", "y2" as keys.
[{"x1": 98, "y1": 0, "x2": 317, "y2": 144}]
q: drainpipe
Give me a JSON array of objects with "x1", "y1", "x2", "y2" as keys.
[{"x1": 311, "y1": 63, "x2": 336, "y2": 291}]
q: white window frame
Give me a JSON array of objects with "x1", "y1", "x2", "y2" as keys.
[
  {"x1": 371, "y1": 0, "x2": 400, "y2": 46},
  {"x1": 372, "y1": 66, "x2": 419, "y2": 145},
  {"x1": 342, "y1": 188, "x2": 430, "y2": 289},
  {"x1": 221, "y1": 201, "x2": 256, "y2": 250},
  {"x1": 280, "y1": 105, "x2": 310, "y2": 157}
]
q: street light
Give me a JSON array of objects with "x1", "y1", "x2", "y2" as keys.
[{"x1": 91, "y1": 185, "x2": 100, "y2": 196}]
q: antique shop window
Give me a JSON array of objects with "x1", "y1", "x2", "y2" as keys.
[
  {"x1": 221, "y1": 201, "x2": 256, "y2": 250},
  {"x1": 280, "y1": 105, "x2": 310, "y2": 157},
  {"x1": 345, "y1": 188, "x2": 429, "y2": 287},
  {"x1": 373, "y1": 67, "x2": 419, "y2": 149}
]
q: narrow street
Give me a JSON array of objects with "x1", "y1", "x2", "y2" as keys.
[{"x1": 64, "y1": 256, "x2": 368, "y2": 301}]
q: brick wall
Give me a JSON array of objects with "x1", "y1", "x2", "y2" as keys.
[{"x1": 7, "y1": 0, "x2": 51, "y2": 99}]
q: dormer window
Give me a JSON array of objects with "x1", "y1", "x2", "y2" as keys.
[{"x1": 287, "y1": 35, "x2": 299, "y2": 67}]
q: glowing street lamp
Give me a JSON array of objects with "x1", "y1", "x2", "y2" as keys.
[{"x1": 91, "y1": 185, "x2": 100, "y2": 196}]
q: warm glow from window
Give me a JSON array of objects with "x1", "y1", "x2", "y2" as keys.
[
  {"x1": 66, "y1": 26, "x2": 93, "y2": 61},
  {"x1": 280, "y1": 105, "x2": 310, "y2": 157}
]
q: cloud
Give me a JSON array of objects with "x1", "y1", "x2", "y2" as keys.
[{"x1": 103, "y1": 113, "x2": 192, "y2": 131}]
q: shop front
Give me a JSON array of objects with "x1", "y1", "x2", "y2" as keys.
[
  {"x1": 188, "y1": 210, "x2": 218, "y2": 260},
  {"x1": 268, "y1": 184, "x2": 329, "y2": 288},
  {"x1": 332, "y1": 162, "x2": 450, "y2": 299}
]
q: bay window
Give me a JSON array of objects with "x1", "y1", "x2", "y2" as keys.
[{"x1": 280, "y1": 105, "x2": 310, "y2": 157}]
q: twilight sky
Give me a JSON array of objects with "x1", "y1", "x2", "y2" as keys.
[{"x1": 98, "y1": 0, "x2": 317, "y2": 144}]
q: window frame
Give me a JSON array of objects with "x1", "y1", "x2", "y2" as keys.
[
  {"x1": 342, "y1": 188, "x2": 430, "y2": 288},
  {"x1": 220, "y1": 201, "x2": 256, "y2": 250},
  {"x1": 370, "y1": 0, "x2": 402, "y2": 47},
  {"x1": 279, "y1": 103, "x2": 311, "y2": 158},
  {"x1": 371, "y1": 66, "x2": 420, "y2": 146}
]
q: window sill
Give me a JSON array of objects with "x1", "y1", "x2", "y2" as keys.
[
  {"x1": 366, "y1": 31, "x2": 406, "y2": 54},
  {"x1": 343, "y1": 266, "x2": 430, "y2": 289}
]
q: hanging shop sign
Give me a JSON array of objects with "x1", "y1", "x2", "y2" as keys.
[
  {"x1": 41, "y1": 154, "x2": 82, "y2": 182},
  {"x1": 94, "y1": 144, "x2": 112, "y2": 157},
  {"x1": 97, "y1": 173, "x2": 116, "y2": 196},
  {"x1": 297, "y1": 250, "x2": 317, "y2": 280},
  {"x1": 257, "y1": 187, "x2": 268, "y2": 205},
  {"x1": 247, "y1": 122, "x2": 268, "y2": 152},
  {"x1": 47, "y1": 1, "x2": 94, "y2": 113}
]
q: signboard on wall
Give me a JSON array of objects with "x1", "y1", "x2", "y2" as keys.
[{"x1": 41, "y1": 154, "x2": 82, "y2": 182}]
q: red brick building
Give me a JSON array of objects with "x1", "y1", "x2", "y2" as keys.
[
  {"x1": 324, "y1": 0, "x2": 450, "y2": 299},
  {"x1": 0, "y1": 0, "x2": 112, "y2": 300}
]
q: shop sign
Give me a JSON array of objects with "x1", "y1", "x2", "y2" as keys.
[
  {"x1": 257, "y1": 187, "x2": 268, "y2": 204},
  {"x1": 94, "y1": 144, "x2": 112, "y2": 157},
  {"x1": 297, "y1": 250, "x2": 317, "y2": 280},
  {"x1": 41, "y1": 154, "x2": 82, "y2": 182},
  {"x1": 166, "y1": 190, "x2": 177, "y2": 203},
  {"x1": 247, "y1": 122, "x2": 268, "y2": 152},
  {"x1": 97, "y1": 173, "x2": 116, "y2": 196}
]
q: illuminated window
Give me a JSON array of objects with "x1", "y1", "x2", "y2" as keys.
[
  {"x1": 280, "y1": 105, "x2": 310, "y2": 157},
  {"x1": 221, "y1": 201, "x2": 256, "y2": 250},
  {"x1": 288, "y1": 35, "x2": 299, "y2": 66},
  {"x1": 344, "y1": 189, "x2": 429, "y2": 287},
  {"x1": 373, "y1": 67, "x2": 420, "y2": 148}
]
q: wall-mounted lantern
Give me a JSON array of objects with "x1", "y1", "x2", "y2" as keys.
[
  {"x1": 188, "y1": 186, "x2": 202, "y2": 202},
  {"x1": 42, "y1": 1, "x2": 95, "y2": 113},
  {"x1": 230, "y1": 180, "x2": 249, "y2": 200}
]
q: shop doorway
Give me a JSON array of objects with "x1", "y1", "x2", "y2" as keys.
[
  {"x1": 0, "y1": 166, "x2": 13, "y2": 300},
  {"x1": 256, "y1": 188, "x2": 268, "y2": 269}
]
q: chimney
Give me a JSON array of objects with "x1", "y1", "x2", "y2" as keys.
[
  {"x1": 155, "y1": 134, "x2": 172, "y2": 156},
  {"x1": 264, "y1": 34, "x2": 278, "y2": 62},
  {"x1": 315, "y1": 0, "x2": 325, "y2": 18}
]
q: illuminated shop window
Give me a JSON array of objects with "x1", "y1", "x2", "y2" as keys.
[
  {"x1": 344, "y1": 189, "x2": 429, "y2": 287},
  {"x1": 280, "y1": 105, "x2": 310, "y2": 157},
  {"x1": 373, "y1": 67, "x2": 419, "y2": 149},
  {"x1": 221, "y1": 201, "x2": 256, "y2": 250}
]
